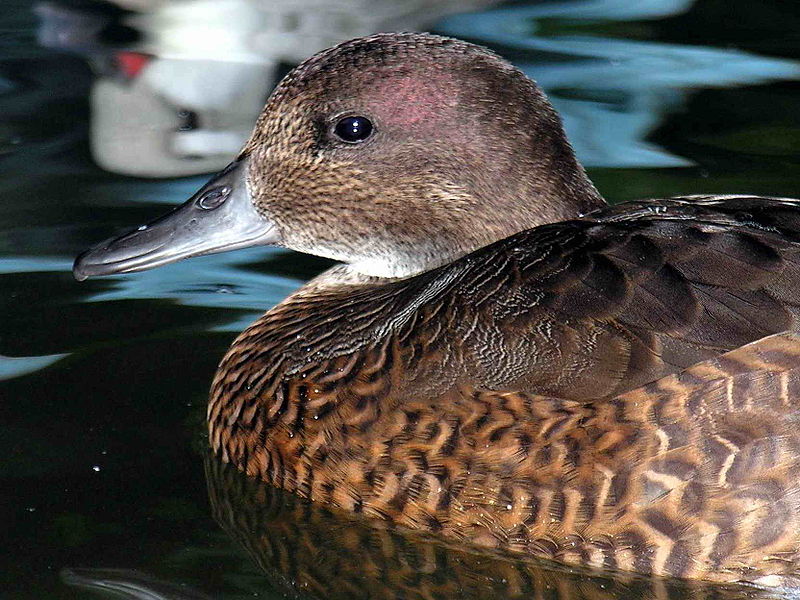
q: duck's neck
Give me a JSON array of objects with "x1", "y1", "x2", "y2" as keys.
[
  {"x1": 300, "y1": 263, "x2": 388, "y2": 294},
  {"x1": 363, "y1": 136, "x2": 606, "y2": 280},
  {"x1": 345, "y1": 178, "x2": 605, "y2": 282},
  {"x1": 348, "y1": 170, "x2": 605, "y2": 281}
]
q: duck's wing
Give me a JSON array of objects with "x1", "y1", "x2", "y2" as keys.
[
  {"x1": 375, "y1": 333, "x2": 800, "y2": 584},
  {"x1": 403, "y1": 194, "x2": 800, "y2": 398},
  {"x1": 210, "y1": 198, "x2": 800, "y2": 585},
  {"x1": 219, "y1": 195, "x2": 800, "y2": 402}
]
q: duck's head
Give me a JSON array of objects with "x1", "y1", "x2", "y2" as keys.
[{"x1": 74, "y1": 32, "x2": 603, "y2": 281}]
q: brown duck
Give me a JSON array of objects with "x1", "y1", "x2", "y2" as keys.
[
  {"x1": 74, "y1": 33, "x2": 800, "y2": 588},
  {"x1": 207, "y1": 456, "x2": 785, "y2": 600}
]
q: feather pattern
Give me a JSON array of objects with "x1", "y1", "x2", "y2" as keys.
[{"x1": 209, "y1": 196, "x2": 800, "y2": 584}]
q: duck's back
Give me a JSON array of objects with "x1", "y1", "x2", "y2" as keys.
[
  {"x1": 214, "y1": 194, "x2": 800, "y2": 398},
  {"x1": 209, "y1": 195, "x2": 800, "y2": 585},
  {"x1": 435, "y1": 193, "x2": 800, "y2": 398}
]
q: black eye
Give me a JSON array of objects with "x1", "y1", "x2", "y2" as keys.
[{"x1": 333, "y1": 116, "x2": 373, "y2": 143}]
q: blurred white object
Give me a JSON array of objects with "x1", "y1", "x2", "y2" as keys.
[
  {"x1": 86, "y1": 0, "x2": 500, "y2": 177},
  {"x1": 245, "y1": 0, "x2": 506, "y2": 62},
  {"x1": 91, "y1": 58, "x2": 271, "y2": 176},
  {"x1": 125, "y1": 0, "x2": 501, "y2": 62},
  {"x1": 55, "y1": 0, "x2": 800, "y2": 175}
]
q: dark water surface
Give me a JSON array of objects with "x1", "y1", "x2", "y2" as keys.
[{"x1": 3, "y1": 0, "x2": 800, "y2": 598}]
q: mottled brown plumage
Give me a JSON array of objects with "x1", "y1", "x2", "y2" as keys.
[
  {"x1": 209, "y1": 207, "x2": 800, "y2": 584},
  {"x1": 207, "y1": 451, "x2": 786, "y2": 599},
  {"x1": 74, "y1": 33, "x2": 800, "y2": 586}
]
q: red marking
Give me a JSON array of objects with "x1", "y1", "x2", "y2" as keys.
[
  {"x1": 116, "y1": 52, "x2": 152, "y2": 79},
  {"x1": 370, "y1": 74, "x2": 458, "y2": 129}
]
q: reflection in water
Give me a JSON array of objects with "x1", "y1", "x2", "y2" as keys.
[
  {"x1": 36, "y1": 0, "x2": 501, "y2": 177},
  {"x1": 62, "y1": 567, "x2": 214, "y2": 600},
  {"x1": 204, "y1": 457, "x2": 783, "y2": 600},
  {"x1": 437, "y1": 2, "x2": 800, "y2": 167},
  {"x1": 0, "y1": 352, "x2": 67, "y2": 381},
  {"x1": 35, "y1": 0, "x2": 800, "y2": 176},
  {"x1": 80, "y1": 248, "x2": 300, "y2": 332}
]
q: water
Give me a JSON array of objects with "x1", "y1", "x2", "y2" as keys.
[{"x1": 2, "y1": 0, "x2": 800, "y2": 597}]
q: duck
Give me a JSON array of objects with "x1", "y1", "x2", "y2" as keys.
[
  {"x1": 207, "y1": 455, "x2": 767, "y2": 600},
  {"x1": 74, "y1": 32, "x2": 800, "y2": 587}
]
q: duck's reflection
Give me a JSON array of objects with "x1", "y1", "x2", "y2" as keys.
[
  {"x1": 205, "y1": 456, "x2": 781, "y2": 600},
  {"x1": 61, "y1": 567, "x2": 215, "y2": 600},
  {"x1": 57, "y1": 449, "x2": 791, "y2": 599}
]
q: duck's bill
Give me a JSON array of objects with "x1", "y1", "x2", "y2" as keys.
[{"x1": 73, "y1": 156, "x2": 279, "y2": 281}]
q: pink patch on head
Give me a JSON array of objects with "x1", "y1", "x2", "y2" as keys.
[{"x1": 369, "y1": 73, "x2": 459, "y2": 130}]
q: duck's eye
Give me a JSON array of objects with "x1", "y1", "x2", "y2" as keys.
[{"x1": 333, "y1": 116, "x2": 373, "y2": 143}]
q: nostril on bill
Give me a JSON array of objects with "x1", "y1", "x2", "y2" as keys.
[{"x1": 197, "y1": 186, "x2": 231, "y2": 210}]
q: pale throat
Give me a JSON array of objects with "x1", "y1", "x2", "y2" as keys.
[
  {"x1": 344, "y1": 208, "x2": 556, "y2": 279},
  {"x1": 350, "y1": 255, "x2": 426, "y2": 279},
  {"x1": 347, "y1": 234, "x2": 489, "y2": 279}
]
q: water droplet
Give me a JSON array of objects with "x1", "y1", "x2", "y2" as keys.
[
  {"x1": 92, "y1": 465, "x2": 101, "y2": 472},
  {"x1": 506, "y1": 504, "x2": 512, "y2": 510},
  {"x1": 137, "y1": 225, "x2": 148, "y2": 231},
  {"x1": 26, "y1": 507, "x2": 36, "y2": 512}
]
